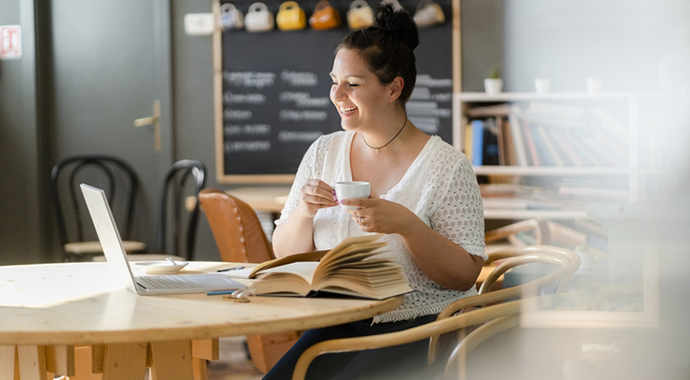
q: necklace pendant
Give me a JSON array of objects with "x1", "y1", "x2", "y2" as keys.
[{"x1": 375, "y1": 148, "x2": 380, "y2": 153}]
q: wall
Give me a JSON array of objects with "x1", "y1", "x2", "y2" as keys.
[
  {"x1": 502, "y1": 0, "x2": 687, "y2": 92},
  {"x1": 0, "y1": 0, "x2": 49, "y2": 264}
]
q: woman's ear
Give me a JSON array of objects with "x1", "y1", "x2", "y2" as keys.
[{"x1": 388, "y1": 76, "x2": 404, "y2": 102}]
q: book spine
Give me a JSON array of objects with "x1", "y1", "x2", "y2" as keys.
[
  {"x1": 529, "y1": 124, "x2": 553, "y2": 166},
  {"x1": 508, "y1": 111, "x2": 529, "y2": 166},
  {"x1": 502, "y1": 118, "x2": 518, "y2": 166},
  {"x1": 536, "y1": 125, "x2": 565, "y2": 166},
  {"x1": 464, "y1": 123, "x2": 473, "y2": 161},
  {"x1": 495, "y1": 116, "x2": 505, "y2": 166},
  {"x1": 521, "y1": 118, "x2": 540, "y2": 166},
  {"x1": 550, "y1": 130, "x2": 586, "y2": 167},
  {"x1": 471, "y1": 120, "x2": 484, "y2": 166}
]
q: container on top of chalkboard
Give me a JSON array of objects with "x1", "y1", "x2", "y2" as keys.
[
  {"x1": 220, "y1": 3, "x2": 244, "y2": 31},
  {"x1": 413, "y1": 0, "x2": 445, "y2": 28},
  {"x1": 277, "y1": 1, "x2": 307, "y2": 31},
  {"x1": 245, "y1": 2, "x2": 275, "y2": 32},
  {"x1": 347, "y1": 0, "x2": 374, "y2": 30},
  {"x1": 309, "y1": 0, "x2": 341, "y2": 30}
]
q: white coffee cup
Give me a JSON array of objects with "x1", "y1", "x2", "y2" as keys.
[{"x1": 335, "y1": 181, "x2": 370, "y2": 210}]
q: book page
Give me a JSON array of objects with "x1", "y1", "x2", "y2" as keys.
[
  {"x1": 249, "y1": 249, "x2": 328, "y2": 278},
  {"x1": 258, "y1": 262, "x2": 319, "y2": 284}
]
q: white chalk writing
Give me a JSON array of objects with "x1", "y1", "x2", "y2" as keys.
[
  {"x1": 223, "y1": 92, "x2": 267, "y2": 105},
  {"x1": 224, "y1": 109, "x2": 253, "y2": 121},
  {"x1": 225, "y1": 124, "x2": 272, "y2": 136},
  {"x1": 224, "y1": 72, "x2": 275, "y2": 89},
  {"x1": 278, "y1": 130, "x2": 323, "y2": 143},
  {"x1": 279, "y1": 109, "x2": 328, "y2": 121},
  {"x1": 281, "y1": 70, "x2": 318, "y2": 87},
  {"x1": 225, "y1": 140, "x2": 271, "y2": 152}
]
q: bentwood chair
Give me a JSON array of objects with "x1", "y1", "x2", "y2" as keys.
[
  {"x1": 291, "y1": 245, "x2": 581, "y2": 380},
  {"x1": 484, "y1": 218, "x2": 551, "y2": 253},
  {"x1": 198, "y1": 188, "x2": 303, "y2": 374},
  {"x1": 50, "y1": 155, "x2": 146, "y2": 261},
  {"x1": 156, "y1": 159, "x2": 207, "y2": 261},
  {"x1": 91, "y1": 159, "x2": 206, "y2": 263}
]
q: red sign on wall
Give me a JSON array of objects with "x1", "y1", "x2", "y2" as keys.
[{"x1": 0, "y1": 25, "x2": 22, "y2": 60}]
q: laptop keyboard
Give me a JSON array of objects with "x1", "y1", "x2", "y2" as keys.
[{"x1": 138, "y1": 275, "x2": 193, "y2": 289}]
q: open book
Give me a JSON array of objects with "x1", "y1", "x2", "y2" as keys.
[{"x1": 245, "y1": 235, "x2": 412, "y2": 300}]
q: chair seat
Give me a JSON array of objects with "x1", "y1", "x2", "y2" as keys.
[{"x1": 64, "y1": 240, "x2": 147, "y2": 255}]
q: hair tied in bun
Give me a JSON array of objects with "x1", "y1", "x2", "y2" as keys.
[{"x1": 380, "y1": 0, "x2": 405, "y2": 12}]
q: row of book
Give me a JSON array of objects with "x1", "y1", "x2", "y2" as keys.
[{"x1": 464, "y1": 102, "x2": 629, "y2": 167}]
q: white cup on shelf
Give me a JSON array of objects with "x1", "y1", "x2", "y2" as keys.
[
  {"x1": 587, "y1": 77, "x2": 603, "y2": 94},
  {"x1": 534, "y1": 78, "x2": 551, "y2": 93},
  {"x1": 335, "y1": 181, "x2": 370, "y2": 210}
]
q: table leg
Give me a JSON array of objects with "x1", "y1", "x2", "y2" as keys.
[
  {"x1": 101, "y1": 343, "x2": 147, "y2": 380},
  {"x1": 191, "y1": 339, "x2": 218, "y2": 380},
  {"x1": 15, "y1": 345, "x2": 46, "y2": 380},
  {"x1": 45, "y1": 345, "x2": 74, "y2": 377},
  {"x1": 149, "y1": 341, "x2": 194, "y2": 380},
  {"x1": 72, "y1": 346, "x2": 102, "y2": 380},
  {"x1": 0, "y1": 345, "x2": 19, "y2": 380}
]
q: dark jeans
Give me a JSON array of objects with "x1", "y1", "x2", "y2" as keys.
[{"x1": 262, "y1": 314, "x2": 441, "y2": 380}]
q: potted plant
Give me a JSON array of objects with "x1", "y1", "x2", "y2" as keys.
[{"x1": 484, "y1": 66, "x2": 502, "y2": 94}]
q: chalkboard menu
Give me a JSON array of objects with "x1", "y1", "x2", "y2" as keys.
[{"x1": 214, "y1": 0, "x2": 457, "y2": 183}]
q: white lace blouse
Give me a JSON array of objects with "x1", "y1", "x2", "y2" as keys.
[{"x1": 275, "y1": 130, "x2": 486, "y2": 323}]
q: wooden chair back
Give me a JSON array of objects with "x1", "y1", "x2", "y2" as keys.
[
  {"x1": 198, "y1": 188, "x2": 273, "y2": 263},
  {"x1": 291, "y1": 245, "x2": 581, "y2": 380},
  {"x1": 198, "y1": 188, "x2": 302, "y2": 374}
]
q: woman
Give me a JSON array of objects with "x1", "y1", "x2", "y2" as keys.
[{"x1": 266, "y1": 4, "x2": 485, "y2": 379}]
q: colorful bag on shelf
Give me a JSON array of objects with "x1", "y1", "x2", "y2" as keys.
[
  {"x1": 347, "y1": 0, "x2": 374, "y2": 30},
  {"x1": 413, "y1": 0, "x2": 445, "y2": 28},
  {"x1": 309, "y1": 0, "x2": 341, "y2": 30},
  {"x1": 220, "y1": 3, "x2": 244, "y2": 31},
  {"x1": 277, "y1": 1, "x2": 307, "y2": 31},
  {"x1": 245, "y1": 2, "x2": 275, "y2": 32}
]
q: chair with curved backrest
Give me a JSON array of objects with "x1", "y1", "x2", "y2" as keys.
[
  {"x1": 156, "y1": 159, "x2": 207, "y2": 261},
  {"x1": 484, "y1": 218, "x2": 551, "y2": 252},
  {"x1": 291, "y1": 245, "x2": 581, "y2": 380},
  {"x1": 50, "y1": 155, "x2": 146, "y2": 261},
  {"x1": 198, "y1": 188, "x2": 302, "y2": 374}
]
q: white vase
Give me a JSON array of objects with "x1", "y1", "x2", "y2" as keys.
[
  {"x1": 484, "y1": 78, "x2": 503, "y2": 94},
  {"x1": 534, "y1": 78, "x2": 551, "y2": 94},
  {"x1": 587, "y1": 77, "x2": 603, "y2": 93}
]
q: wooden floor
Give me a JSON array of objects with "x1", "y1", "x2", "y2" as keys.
[{"x1": 207, "y1": 337, "x2": 264, "y2": 380}]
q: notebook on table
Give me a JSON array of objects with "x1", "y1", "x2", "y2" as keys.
[{"x1": 80, "y1": 183, "x2": 246, "y2": 295}]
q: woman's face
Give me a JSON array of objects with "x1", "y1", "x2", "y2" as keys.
[{"x1": 329, "y1": 48, "x2": 394, "y2": 131}]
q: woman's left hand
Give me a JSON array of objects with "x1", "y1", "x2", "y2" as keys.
[{"x1": 341, "y1": 198, "x2": 419, "y2": 235}]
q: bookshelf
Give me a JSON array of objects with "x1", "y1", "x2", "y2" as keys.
[{"x1": 455, "y1": 91, "x2": 649, "y2": 222}]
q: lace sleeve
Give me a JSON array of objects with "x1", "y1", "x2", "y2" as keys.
[
  {"x1": 429, "y1": 152, "x2": 486, "y2": 259},
  {"x1": 275, "y1": 137, "x2": 321, "y2": 226}
]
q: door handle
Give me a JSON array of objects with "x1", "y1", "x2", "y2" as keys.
[{"x1": 134, "y1": 100, "x2": 161, "y2": 152}]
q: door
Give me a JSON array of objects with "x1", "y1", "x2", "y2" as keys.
[{"x1": 49, "y1": 0, "x2": 173, "y2": 252}]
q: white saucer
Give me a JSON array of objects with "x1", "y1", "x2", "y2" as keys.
[{"x1": 134, "y1": 261, "x2": 188, "y2": 274}]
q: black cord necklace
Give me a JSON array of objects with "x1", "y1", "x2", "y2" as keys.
[{"x1": 361, "y1": 117, "x2": 408, "y2": 153}]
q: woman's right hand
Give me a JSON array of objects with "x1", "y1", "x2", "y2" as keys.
[{"x1": 297, "y1": 179, "x2": 338, "y2": 218}]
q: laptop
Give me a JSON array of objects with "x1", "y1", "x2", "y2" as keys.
[{"x1": 80, "y1": 183, "x2": 246, "y2": 295}]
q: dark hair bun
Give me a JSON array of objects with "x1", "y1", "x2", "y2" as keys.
[{"x1": 374, "y1": 3, "x2": 419, "y2": 51}]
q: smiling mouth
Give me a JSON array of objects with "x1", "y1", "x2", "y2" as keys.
[{"x1": 339, "y1": 106, "x2": 358, "y2": 115}]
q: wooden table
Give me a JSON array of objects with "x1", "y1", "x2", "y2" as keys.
[{"x1": 0, "y1": 261, "x2": 403, "y2": 380}]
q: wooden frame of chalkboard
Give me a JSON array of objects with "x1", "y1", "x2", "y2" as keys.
[{"x1": 213, "y1": 0, "x2": 461, "y2": 183}]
